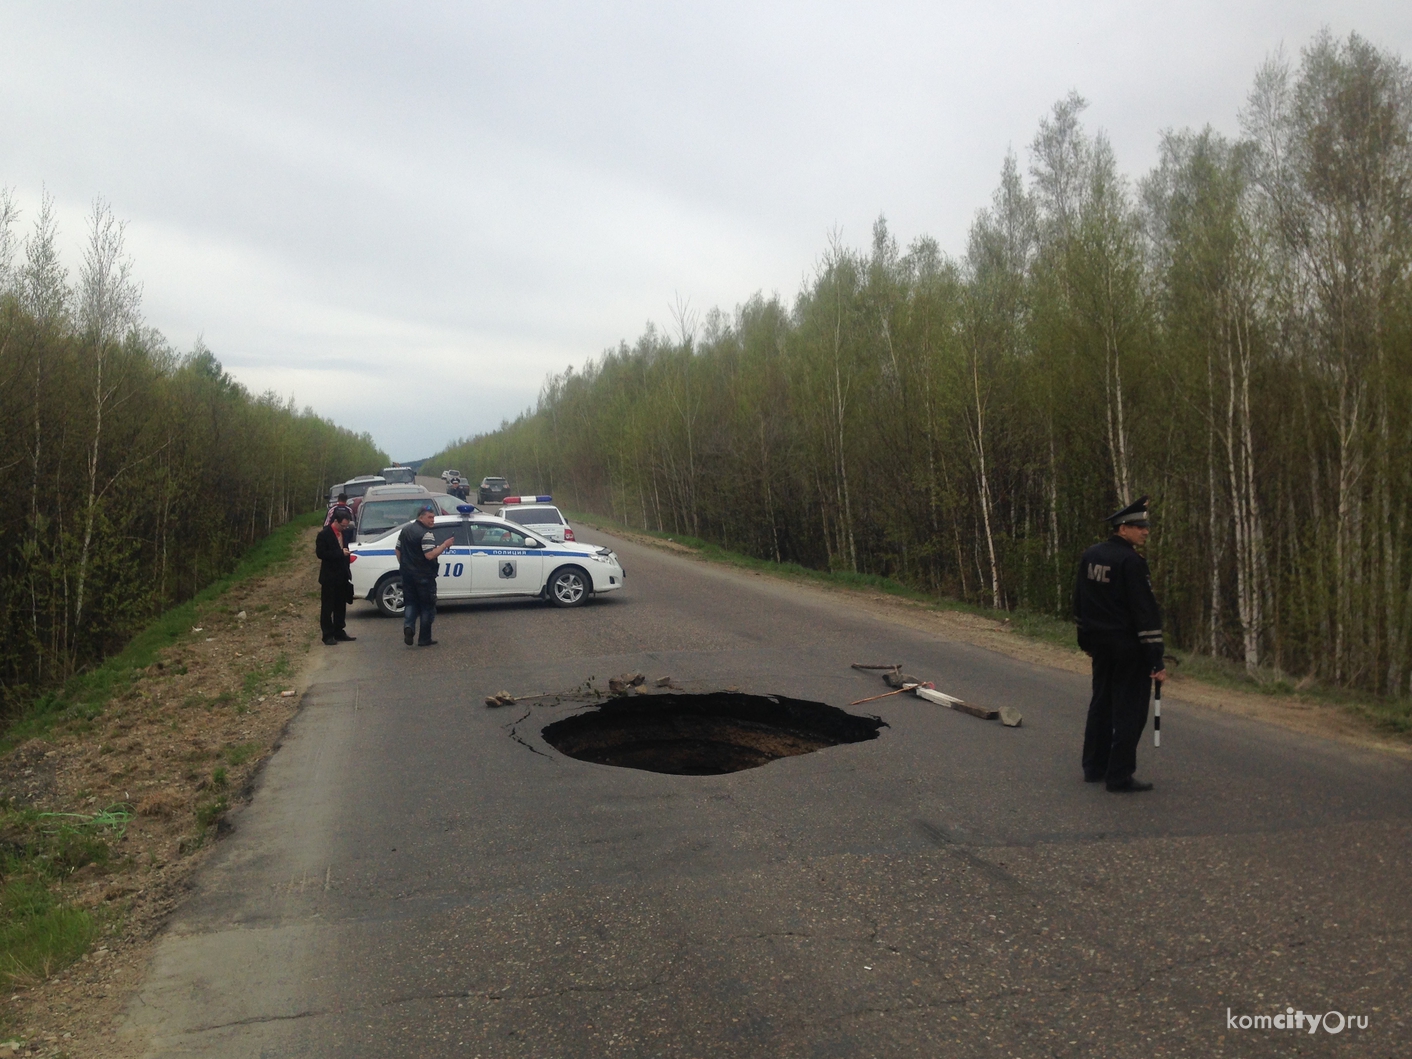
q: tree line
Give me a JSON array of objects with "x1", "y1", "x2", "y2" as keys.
[
  {"x1": 0, "y1": 191, "x2": 386, "y2": 717},
  {"x1": 431, "y1": 31, "x2": 1412, "y2": 697}
]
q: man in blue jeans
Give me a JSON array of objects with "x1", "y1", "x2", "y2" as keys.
[{"x1": 395, "y1": 506, "x2": 453, "y2": 646}]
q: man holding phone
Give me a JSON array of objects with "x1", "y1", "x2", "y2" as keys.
[
  {"x1": 315, "y1": 505, "x2": 356, "y2": 646},
  {"x1": 395, "y1": 506, "x2": 454, "y2": 646}
]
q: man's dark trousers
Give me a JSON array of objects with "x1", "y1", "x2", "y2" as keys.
[
  {"x1": 1082, "y1": 644, "x2": 1152, "y2": 784},
  {"x1": 319, "y1": 583, "x2": 347, "y2": 640},
  {"x1": 402, "y1": 574, "x2": 437, "y2": 645}
]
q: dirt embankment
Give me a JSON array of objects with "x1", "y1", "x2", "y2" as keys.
[{"x1": 1, "y1": 528, "x2": 327, "y2": 1057}]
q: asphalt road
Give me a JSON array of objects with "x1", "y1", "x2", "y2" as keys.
[{"x1": 120, "y1": 525, "x2": 1412, "y2": 1058}]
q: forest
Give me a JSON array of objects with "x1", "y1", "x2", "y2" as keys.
[
  {"x1": 0, "y1": 192, "x2": 386, "y2": 716},
  {"x1": 430, "y1": 32, "x2": 1412, "y2": 698}
]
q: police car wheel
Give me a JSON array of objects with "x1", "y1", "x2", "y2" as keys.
[
  {"x1": 547, "y1": 566, "x2": 590, "y2": 608},
  {"x1": 374, "y1": 575, "x2": 406, "y2": 618}
]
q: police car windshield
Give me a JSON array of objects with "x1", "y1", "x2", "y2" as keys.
[
  {"x1": 360, "y1": 498, "x2": 440, "y2": 536},
  {"x1": 501, "y1": 506, "x2": 563, "y2": 526}
]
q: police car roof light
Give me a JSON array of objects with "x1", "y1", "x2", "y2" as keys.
[{"x1": 456, "y1": 504, "x2": 476, "y2": 514}]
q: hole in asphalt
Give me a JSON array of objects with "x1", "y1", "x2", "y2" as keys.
[{"x1": 540, "y1": 692, "x2": 886, "y2": 775}]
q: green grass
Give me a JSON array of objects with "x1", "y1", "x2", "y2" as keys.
[
  {"x1": 195, "y1": 795, "x2": 229, "y2": 829},
  {"x1": 0, "y1": 513, "x2": 320, "y2": 989},
  {"x1": 0, "y1": 804, "x2": 132, "y2": 987},
  {"x1": 0, "y1": 877, "x2": 96, "y2": 988},
  {"x1": 223, "y1": 742, "x2": 260, "y2": 767},
  {"x1": 1169, "y1": 649, "x2": 1412, "y2": 733},
  {"x1": 1, "y1": 511, "x2": 322, "y2": 754}
]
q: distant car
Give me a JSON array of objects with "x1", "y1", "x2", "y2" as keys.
[
  {"x1": 329, "y1": 476, "x2": 386, "y2": 504},
  {"x1": 381, "y1": 466, "x2": 416, "y2": 485},
  {"x1": 499, "y1": 500, "x2": 574, "y2": 543},
  {"x1": 478, "y1": 476, "x2": 510, "y2": 504},
  {"x1": 349, "y1": 511, "x2": 624, "y2": 616},
  {"x1": 441, "y1": 469, "x2": 462, "y2": 483},
  {"x1": 357, "y1": 487, "x2": 471, "y2": 540}
]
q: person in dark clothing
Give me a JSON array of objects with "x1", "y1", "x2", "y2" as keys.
[
  {"x1": 325, "y1": 493, "x2": 349, "y2": 526},
  {"x1": 396, "y1": 506, "x2": 453, "y2": 646},
  {"x1": 316, "y1": 506, "x2": 356, "y2": 646},
  {"x1": 1075, "y1": 495, "x2": 1167, "y2": 792}
]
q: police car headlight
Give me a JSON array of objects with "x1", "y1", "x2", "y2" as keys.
[{"x1": 590, "y1": 548, "x2": 616, "y2": 564}]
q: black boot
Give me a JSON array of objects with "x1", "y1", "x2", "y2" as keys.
[{"x1": 1106, "y1": 778, "x2": 1154, "y2": 793}]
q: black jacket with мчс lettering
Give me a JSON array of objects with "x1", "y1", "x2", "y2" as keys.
[{"x1": 1073, "y1": 535, "x2": 1164, "y2": 670}]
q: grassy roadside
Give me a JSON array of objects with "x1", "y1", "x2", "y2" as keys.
[
  {"x1": 569, "y1": 510, "x2": 1412, "y2": 738},
  {"x1": 568, "y1": 511, "x2": 1077, "y2": 648},
  {"x1": 1, "y1": 512, "x2": 325, "y2": 1048},
  {"x1": 2, "y1": 512, "x2": 324, "y2": 757}
]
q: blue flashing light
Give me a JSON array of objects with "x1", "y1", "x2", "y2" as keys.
[{"x1": 456, "y1": 504, "x2": 477, "y2": 514}]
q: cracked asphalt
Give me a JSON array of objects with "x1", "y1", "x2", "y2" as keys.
[{"x1": 119, "y1": 527, "x2": 1412, "y2": 1057}]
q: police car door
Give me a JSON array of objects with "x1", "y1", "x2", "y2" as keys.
[
  {"x1": 433, "y1": 523, "x2": 474, "y2": 599},
  {"x1": 468, "y1": 522, "x2": 545, "y2": 597}
]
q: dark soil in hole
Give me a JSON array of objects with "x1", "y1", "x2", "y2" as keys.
[{"x1": 540, "y1": 692, "x2": 886, "y2": 775}]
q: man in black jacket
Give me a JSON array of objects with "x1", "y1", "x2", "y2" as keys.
[
  {"x1": 395, "y1": 506, "x2": 453, "y2": 647},
  {"x1": 316, "y1": 506, "x2": 356, "y2": 646},
  {"x1": 1075, "y1": 495, "x2": 1166, "y2": 792}
]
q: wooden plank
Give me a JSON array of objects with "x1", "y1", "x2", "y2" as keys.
[{"x1": 914, "y1": 686, "x2": 999, "y2": 720}]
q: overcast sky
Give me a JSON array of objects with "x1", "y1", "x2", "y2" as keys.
[{"x1": 3, "y1": 2, "x2": 1410, "y2": 460}]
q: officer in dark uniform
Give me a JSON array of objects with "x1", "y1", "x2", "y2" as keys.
[{"x1": 1075, "y1": 495, "x2": 1166, "y2": 792}]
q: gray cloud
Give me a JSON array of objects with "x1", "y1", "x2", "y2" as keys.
[{"x1": 4, "y1": 1, "x2": 1409, "y2": 458}]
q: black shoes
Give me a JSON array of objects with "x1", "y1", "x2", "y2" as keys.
[
  {"x1": 1084, "y1": 773, "x2": 1105, "y2": 783},
  {"x1": 419, "y1": 639, "x2": 438, "y2": 647},
  {"x1": 1106, "y1": 778, "x2": 1154, "y2": 793},
  {"x1": 322, "y1": 636, "x2": 338, "y2": 646},
  {"x1": 334, "y1": 632, "x2": 356, "y2": 642},
  {"x1": 404, "y1": 628, "x2": 414, "y2": 646}
]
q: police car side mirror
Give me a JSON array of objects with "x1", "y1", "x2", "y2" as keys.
[{"x1": 527, "y1": 539, "x2": 545, "y2": 548}]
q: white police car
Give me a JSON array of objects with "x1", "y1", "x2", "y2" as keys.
[
  {"x1": 349, "y1": 506, "x2": 625, "y2": 616},
  {"x1": 497, "y1": 496, "x2": 574, "y2": 543}
]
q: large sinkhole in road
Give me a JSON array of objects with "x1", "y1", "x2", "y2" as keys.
[{"x1": 540, "y1": 692, "x2": 886, "y2": 775}]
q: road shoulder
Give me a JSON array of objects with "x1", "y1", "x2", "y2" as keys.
[
  {"x1": 582, "y1": 518, "x2": 1412, "y2": 761},
  {"x1": 1, "y1": 527, "x2": 330, "y2": 1058}
]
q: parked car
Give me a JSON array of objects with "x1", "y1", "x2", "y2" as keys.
[
  {"x1": 349, "y1": 511, "x2": 624, "y2": 616},
  {"x1": 329, "y1": 476, "x2": 386, "y2": 504},
  {"x1": 381, "y1": 466, "x2": 416, "y2": 485},
  {"x1": 498, "y1": 500, "x2": 574, "y2": 543},
  {"x1": 356, "y1": 487, "x2": 471, "y2": 539},
  {"x1": 478, "y1": 476, "x2": 511, "y2": 504},
  {"x1": 441, "y1": 469, "x2": 462, "y2": 483}
]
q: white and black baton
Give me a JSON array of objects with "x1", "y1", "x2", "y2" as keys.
[{"x1": 1153, "y1": 678, "x2": 1162, "y2": 747}]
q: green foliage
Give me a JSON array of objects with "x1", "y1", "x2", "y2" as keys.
[
  {"x1": 195, "y1": 796, "x2": 229, "y2": 829},
  {"x1": 0, "y1": 512, "x2": 322, "y2": 751},
  {"x1": 0, "y1": 252, "x2": 386, "y2": 722},
  {"x1": 0, "y1": 803, "x2": 131, "y2": 985},
  {"x1": 223, "y1": 742, "x2": 260, "y2": 767},
  {"x1": 0, "y1": 877, "x2": 96, "y2": 987},
  {"x1": 433, "y1": 32, "x2": 1412, "y2": 703}
]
